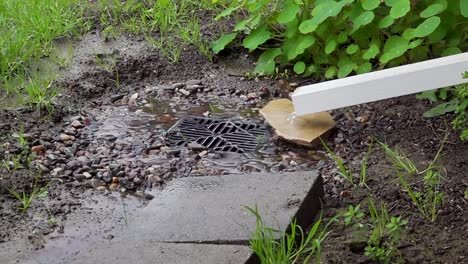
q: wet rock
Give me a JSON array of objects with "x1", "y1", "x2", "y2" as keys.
[
  {"x1": 74, "y1": 174, "x2": 86, "y2": 181},
  {"x1": 109, "y1": 182, "x2": 119, "y2": 191},
  {"x1": 77, "y1": 156, "x2": 90, "y2": 165},
  {"x1": 83, "y1": 172, "x2": 93, "y2": 179},
  {"x1": 51, "y1": 167, "x2": 63, "y2": 177},
  {"x1": 185, "y1": 79, "x2": 202, "y2": 86},
  {"x1": 340, "y1": 190, "x2": 352, "y2": 199},
  {"x1": 31, "y1": 145, "x2": 46, "y2": 155},
  {"x1": 91, "y1": 178, "x2": 105, "y2": 189},
  {"x1": 188, "y1": 143, "x2": 207, "y2": 151},
  {"x1": 164, "y1": 149, "x2": 181, "y2": 157},
  {"x1": 37, "y1": 163, "x2": 50, "y2": 173},
  {"x1": 110, "y1": 94, "x2": 125, "y2": 103},
  {"x1": 71, "y1": 120, "x2": 83, "y2": 128},
  {"x1": 356, "y1": 116, "x2": 369, "y2": 123},
  {"x1": 133, "y1": 177, "x2": 143, "y2": 185},
  {"x1": 128, "y1": 169, "x2": 140, "y2": 180},
  {"x1": 171, "y1": 83, "x2": 185, "y2": 89},
  {"x1": 128, "y1": 92, "x2": 139, "y2": 105},
  {"x1": 148, "y1": 174, "x2": 163, "y2": 185},
  {"x1": 178, "y1": 89, "x2": 190, "y2": 96},
  {"x1": 60, "y1": 134, "x2": 75, "y2": 142}
]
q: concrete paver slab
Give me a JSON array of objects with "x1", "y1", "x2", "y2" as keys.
[{"x1": 68, "y1": 241, "x2": 250, "y2": 264}]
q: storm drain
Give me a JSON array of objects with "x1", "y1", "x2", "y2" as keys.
[{"x1": 166, "y1": 116, "x2": 267, "y2": 153}]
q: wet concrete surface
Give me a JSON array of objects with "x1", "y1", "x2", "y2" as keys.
[
  {"x1": 68, "y1": 241, "x2": 251, "y2": 264},
  {"x1": 60, "y1": 171, "x2": 322, "y2": 264}
]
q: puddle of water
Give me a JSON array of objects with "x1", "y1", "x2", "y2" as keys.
[{"x1": 87, "y1": 97, "x2": 290, "y2": 175}]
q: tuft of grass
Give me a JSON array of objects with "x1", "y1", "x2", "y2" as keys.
[
  {"x1": 377, "y1": 132, "x2": 448, "y2": 175},
  {"x1": 378, "y1": 142, "x2": 418, "y2": 175},
  {"x1": 321, "y1": 138, "x2": 373, "y2": 188},
  {"x1": 378, "y1": 134, "x2": 448, "y2": 222},
  {"x1": 246, "y1": 206, "x2": 330, "y2": 264},
  {"x1": 23, "y1": 75, "x2": 58, "y2": 115},
  {"x1": 0, "y1": 0, "x2": 85, "y2": 81},
  {"x1": 8, "y1": 179, "x2": 51, "y2": 211},
  {"x1": 398, "y1": 169, "x2": 444, "y2": 222}
]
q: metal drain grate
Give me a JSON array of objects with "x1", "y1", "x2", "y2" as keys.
[{"x1": 166, "y1": 116, "x2": 267, "y2": 153}]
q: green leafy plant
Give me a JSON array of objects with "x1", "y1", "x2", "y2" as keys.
[
  {"x1": 343, "y1": 204, "x2": 364, "y2": 228},
  {"x1": 418, "y1": 71, "x2": 468, "y2": 140},
  {"x1": 365, "y1": 215, "x2": 407, "y2": 264},
  {"x1": 212, "y1": 0, "x2": 468, "y2": 78},
  {"x1": 343, "y1": 199, "x2": 407, "y2": 263},
  {"x1": 246, "y1": 206, "x2": 330, "y2": 264},
  {"x1": 398, "y1": 169, "x2": 444, "y2": 222}
]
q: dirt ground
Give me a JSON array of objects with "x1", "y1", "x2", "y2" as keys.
[{"x1": 1, "y1": 30, "x2": 467, "y2": 264}]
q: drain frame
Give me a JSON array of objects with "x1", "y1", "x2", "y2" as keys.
[{"x1": 166, "y1": 116, "x2": 268, "y2": 153}]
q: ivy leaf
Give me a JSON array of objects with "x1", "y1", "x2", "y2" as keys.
[
  {"x1": 441, "y1": 47, "x2": 462, "y2": 56},
  {"x1": 363, "y1": 39, "x2": 380, "y2": 59},
  {"x1": 325, "y1": 39, "x2": 337, "y2": 54},
  {"x1": 325, "y1": 66, "x2": 338, "y2": 79},
  {"x1": 300, "y1": 1, "x2": 346, "y2": 33},
  {"x1": 420, "y1": 0, "x2": 447, "y2": 18},
  {"x1": 234, "y1": 18, "x2": 252, "y2": 31},
  {"x1": 423, "y1": 99, "x2": 459, "y2": 117},
  {"x1": 408, "y1": 39, "x2": 423, "y2": 49},
  {"x1": 351, "y1": 11, "x2": 375, "y2": 33},
  {"x1": 402, "y1": 28, "x2": 415, "y2": 40},
  {"x1": 378, "y1": 15, "x2": 395, "y2": 28},
  {"x1": 298, "y1": 19, "x2": 318, "y2": 34},
  {"x1": 389, "y1": 0, "x2": 411, "y2": 19},
  {"x1": 357, "y1": 62, "x2": 372, "y2": 74},
  {"x1": 311, "y1": 2, "x2": 346, "y2": 24},
  {"x1": 416, "y1": 90, "x2": 438, "y2": 102},
  {"x1": 380, "y1": 36, "x2": 409, "y2": 63},
  {"x1": 242, "y1": 25, "x2": 272, "y2": 52},
  {"x1": 215, "y1": 6, "x2": 240, "y2": 21},
  {"x1": 211, "y1": 33, "x2": 237, "y2": 54},
  {"x1": 362, "y1": 0, "x2": 380, "y2": 10},
  {"x1": 276, "y1": 3, "x2": 300, "y2": 24},
  {"x1": 346, "y1": 44, "x2": 359, "y2": 55},
  {"x1": 338, "y1": 56, "x2": 356, "y2": 78},
  {"x1": 294, "y1": 61, "x2": 306, "y2": 74},
  {"x1": 283, "y1": 35, "x2": 316, "y2": 60},
  {"x1": 303, "y1": 65, "x2": 317, "y2": 77},
  {"x1": 462, "y1": 0, "x2": 468, "y2": 18},
  {"x1": 413, "y1": 16, "x2": 441, "y2": 38},
  {"x1": 253, "y1": 48, "x2": 282, "y2": 74},
  {"x1": 296, "y1": 35, "x2": 316, "y2": 56}
]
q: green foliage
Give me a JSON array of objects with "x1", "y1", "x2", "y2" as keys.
[
  {"x1": 96, "y1": 0, "x2": 218, "y2": 63},
  {"x1": 418, "y1": 72, "x2": 468, "y2": 140},
  {"x1": 246, "y1": 206, "x2": 330, "y2": 264},
  {"x1": 322, "y1": 138, "x2": 373, "y2": 188},
  {"x1": 213, "y1": 0, "x2": 468, "y2": 78},
  {"x1": 8, "y1": 179, "x2": 50, "y2": 211},
  {"x1": 343, "y1": 204, "x2": 364, "y2": 227},
  {"x1": 343, "y1": 199, "x2": 407, "y2": 263},
  {"x1": 0, "y1": 0, "x2": 84, "y2": 82},
  {"x1": 398, "y1": 169, "x2": 444, "y2": 222},
  {"x1": 378, "y1": 136, "x2": 448, "y2": 222}
]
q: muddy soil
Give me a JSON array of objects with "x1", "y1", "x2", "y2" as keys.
[
  {"x1": 1, "y1": 31, "x2": 467, "y2": 264},
  {"x1": 320, "y1": 96, "x2": 468, "y2": 264}
]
